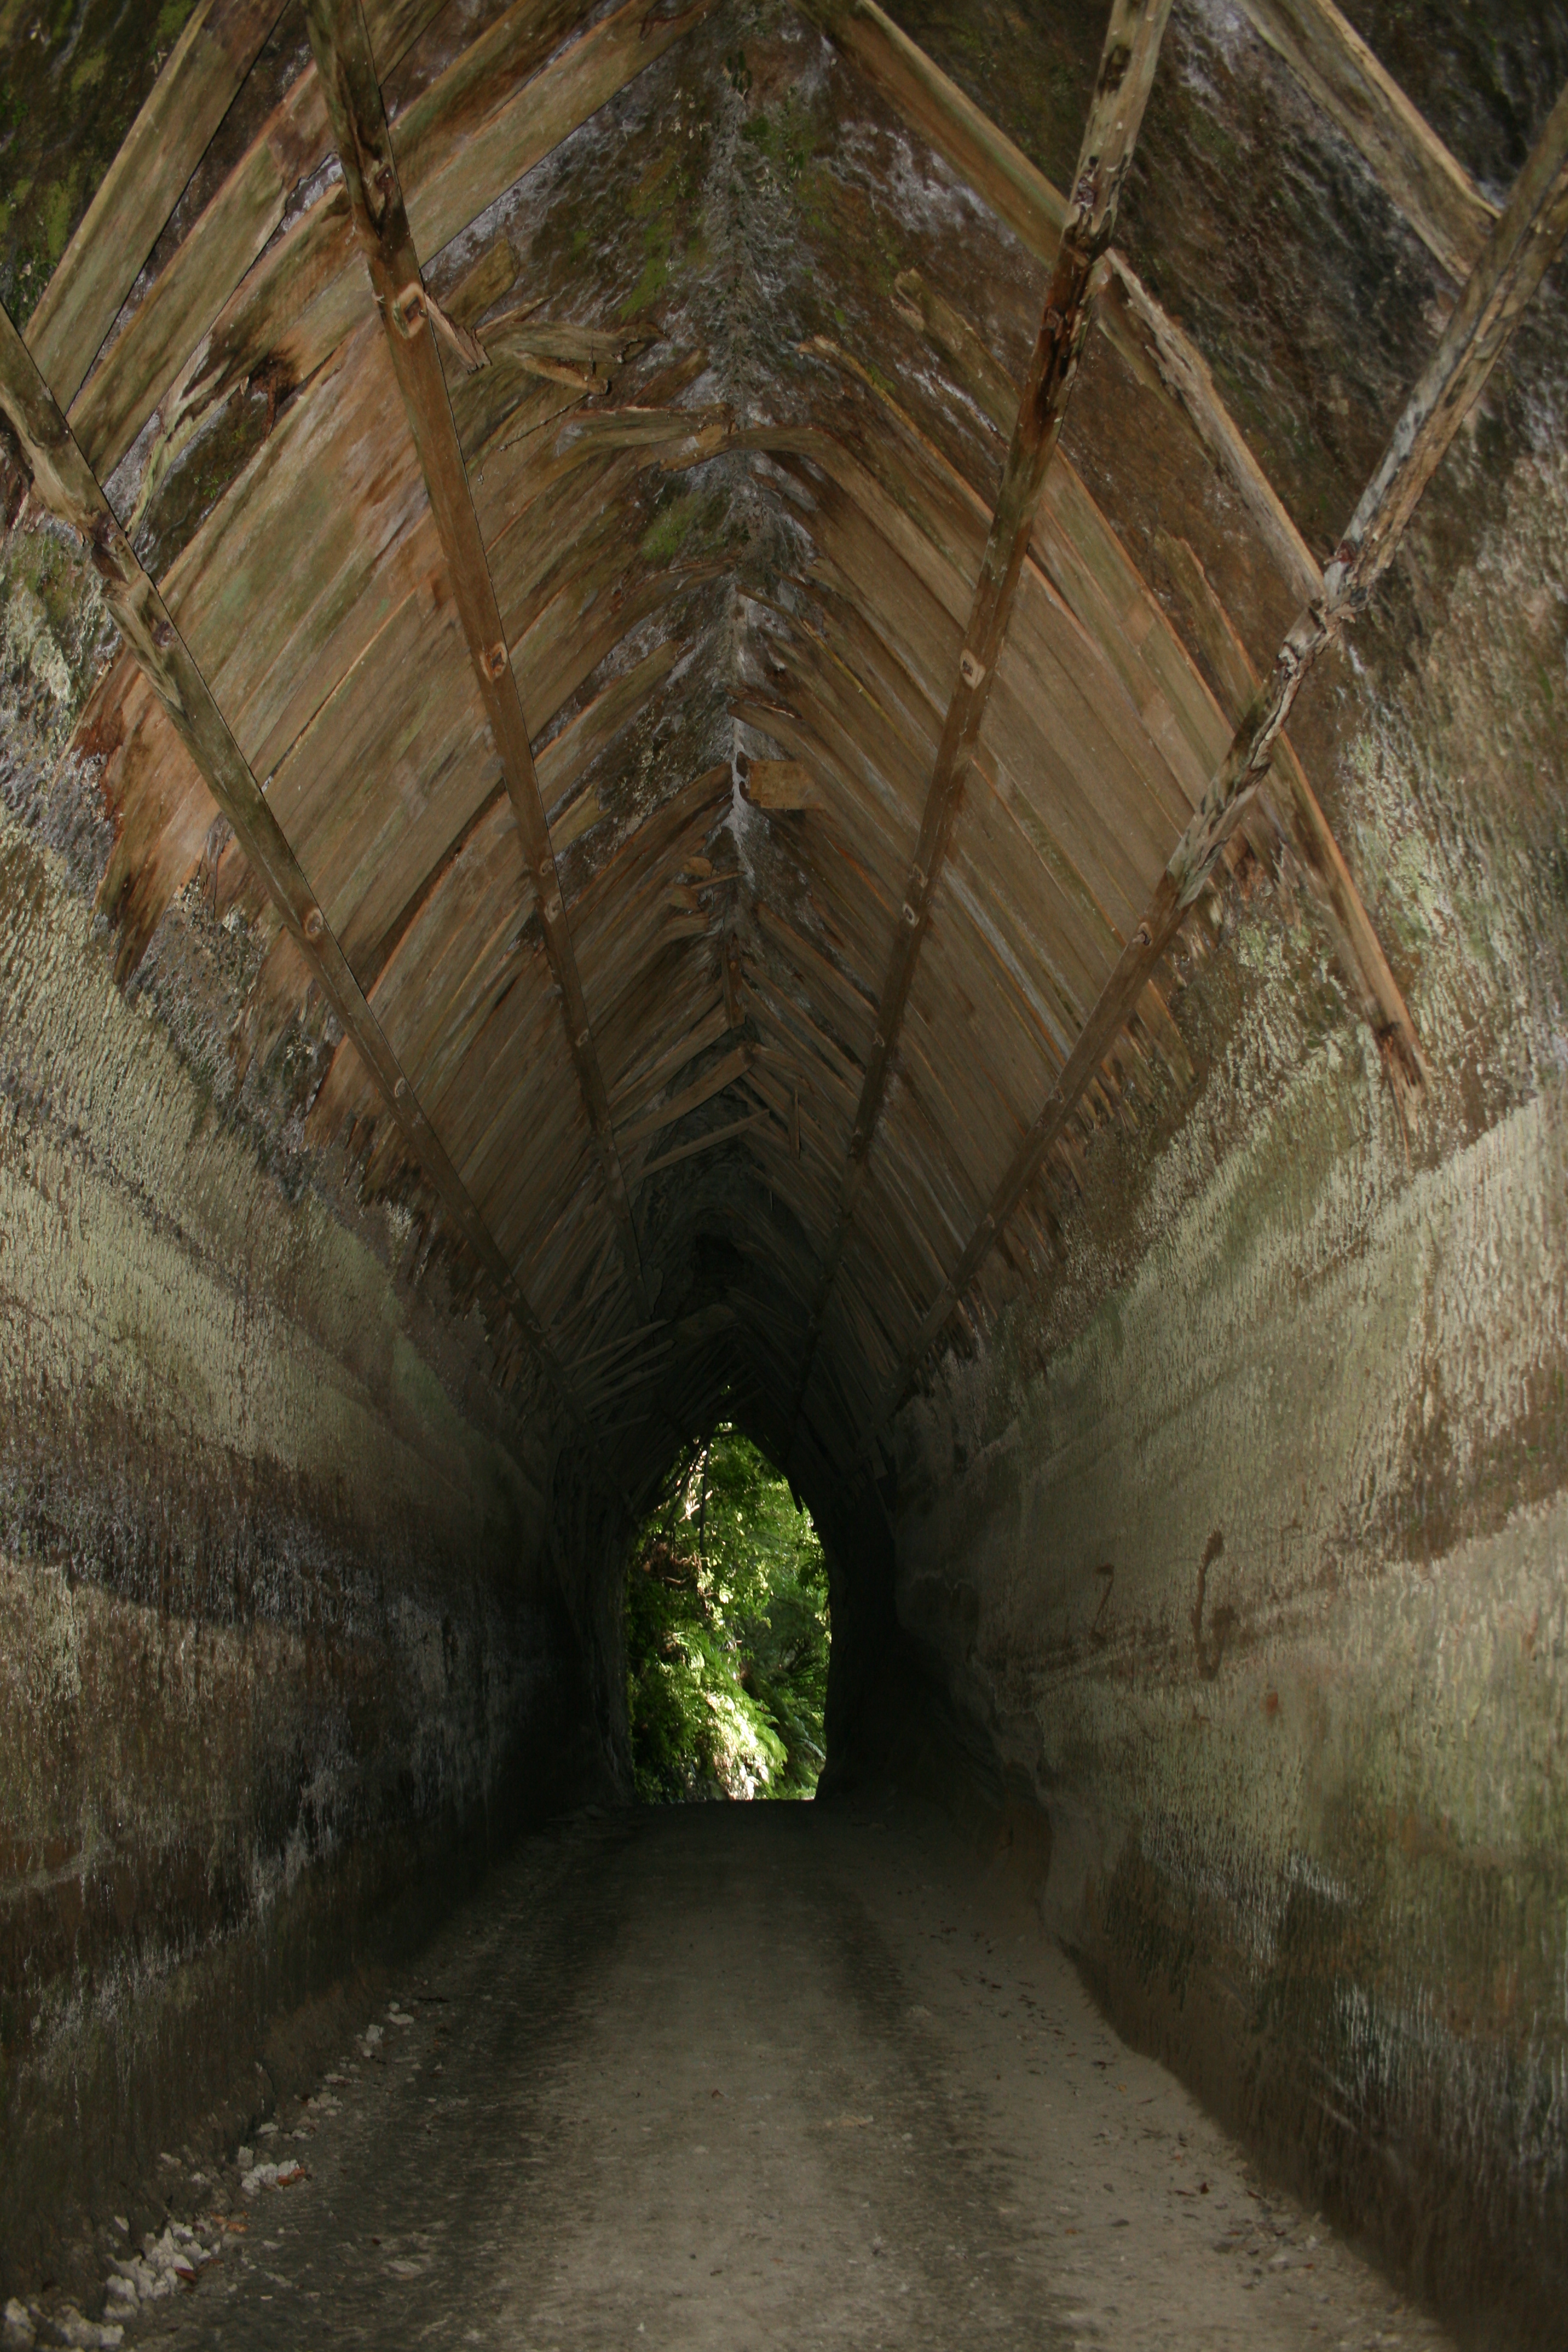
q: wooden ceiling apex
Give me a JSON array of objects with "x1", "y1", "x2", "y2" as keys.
[{"x1": 10, "y1": 0, "x2": 1560, "y2": 1492}]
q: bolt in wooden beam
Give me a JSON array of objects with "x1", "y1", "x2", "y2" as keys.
[
  {"x1": 783, "y1": 0, "x2": 1175, "y2": 1465},
  {"x1": 864, "y1": 70, "x2": 1568, "y2": 1440},
  {"x1": 0, "y1": 298, "x2": 604, "y2": 1460},
  {"x1": 303, "y1": 0, "x2": 652, "y2": 1317}
]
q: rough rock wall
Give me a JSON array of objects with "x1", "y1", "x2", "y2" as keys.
[
  {"x1": 0, "y1": 514, "x2": 626, "y2": 2298},
  {"x1": 887, "y1": 372, "x2": 1568, "y2": 2343}
]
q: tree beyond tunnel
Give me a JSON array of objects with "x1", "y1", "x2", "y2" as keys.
[{"x1": 625, "y1": 1429, "x2": 829, "y2": 1802}]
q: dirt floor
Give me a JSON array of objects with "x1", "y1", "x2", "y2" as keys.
[{"x1": 103, "y1": 1798, "x2": 1454, "y2": 2351}]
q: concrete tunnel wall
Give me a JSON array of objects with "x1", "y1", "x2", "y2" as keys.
[
  {"x1": 0, "y1": 673, "x2": 630, "y2": 2284},
  {"x1": 877, "y1": 397, "x2": 1568, "y2": 2339},
  {"x1": 4, "y1": 423, "x2": 1568, "y2": 2342}
]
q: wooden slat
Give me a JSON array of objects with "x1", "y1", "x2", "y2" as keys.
[
  {"x1": 784, "y1": 0, "x2": 1175, "y2": 1463},
  {"x1": 609, "y1": 996, "x2": 729, "y2": 1116},
  {"x1": 618, "y1": 1045, "x2": 754, "y2": 1148},
  {"x1": 637, "y1": 1111, "x2": 774, "y2": 1180},
  {"x1": 67, "y1": 0, "x2": 459, "y2": 478},
  {"x1": 794, "y1": 0, "x2": 1324, "y2": 610},
  {"x1": 1159, "y1": 532, "x2": 1423, "y2": 1086},
  {"x1": 744, "y1": 757, "x2": 825, "y2": 810},
  {"x1": 863, "y1": 75, "x2": 1568, "y2": 1438},
  {"x1": 305, "y1": 0, "x2": 652, "y2": 1314},
  {"x1": 0, "y1": 299, "x2": 598, "y2": 1453},
  {"x1": 1094, "y1": 252, "x2": 1324, "y2": 612},
  {"x1": 1236, "y1": 0, "x2": 1496, "y2": 281},
  {"x1": 79, "y1": 0, "x2": 715, "y2": 479},
  {"x1": 26, "y1": 0, "x2": 286, "y2": 408}
]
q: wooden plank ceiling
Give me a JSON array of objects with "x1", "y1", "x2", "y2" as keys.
[{"x1": 10, "y1": 0, "x2": 1540, "y2": 1509}]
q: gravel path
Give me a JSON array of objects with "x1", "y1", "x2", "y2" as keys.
[{"x1": 116, "y1": 1799, "x2": 1453, "y2": 2351}]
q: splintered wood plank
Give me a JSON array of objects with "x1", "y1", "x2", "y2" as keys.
[
  {"x1": 0, "y1": 302, "x2": 595, "y2": 1448},
  {"x1": 307, "y1": 0, "x2": 653, "y2": 1312},
  {"x1": 85, "y1": 661, "x2": 219, "y2": 981},
  {"x1": 27, "y1": 0, "x2": 286, "y2": 410},
  {"x1": 636, "y1": 1111, "x2": 773, "y2": 1180},
  {"x1": 744, "y1": 757, "x2": 825, "y2": 811},
  {"x1": 617, "y1": 1045, "x2": 754, "y2": 1149}
]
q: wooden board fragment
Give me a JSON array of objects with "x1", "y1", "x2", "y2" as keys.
[
  {"x1": 27, "y1": 0, "x2": 286, "y2": 408},
  {"x1": 1236, "y1": 0, "x2": 1496, "y2": 281},
  {"x1": 745, "y1": 757, "x2": 825, "y2": 810}
]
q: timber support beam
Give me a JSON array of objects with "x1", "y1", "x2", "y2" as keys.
[
  {"x1": 304, "y1": 0, "x2": 653, "y2": 1318},
  {"x1": 865, "y1": 70, "x2": 1568, "y2": 1444},
  {"x1": 785, "y1": 0, "x2": 1175, "y2": 1464},
  {"x1": 0, "y1": 298, "x2": 607, "y2": 1462},
  {"x1": 793, "y1": 0, "x2": 1324, "y2": 610}
]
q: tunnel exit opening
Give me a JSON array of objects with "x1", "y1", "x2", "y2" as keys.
[{"x1": 623, "y1": 1426, "x2": 829, "y2": 1803}]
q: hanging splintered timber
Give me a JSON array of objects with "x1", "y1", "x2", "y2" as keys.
[
  {"x1": 867, "y1": 70, "x2": 1568, "y2": 1440},
  {"x1": 0, "y1": 302, "x2": 607, "y2": 1467},
  {"x1": 785, "y1": 0, "x2": 1176, "y2": 1468},
  {"x1": 303, "y1": 0, "x2": 651, "y2": 1318}
]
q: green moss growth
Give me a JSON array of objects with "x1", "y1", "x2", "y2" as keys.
[
  {"x1": 0, "y1": 0, "x2": 200, "y2": 324},
  {"x1": 639, "y1": 490, "x2": 702, "y2": 568}
]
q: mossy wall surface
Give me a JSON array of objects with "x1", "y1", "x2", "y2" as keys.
[
  {"x1": 0, "y1": 505, "x2": 624, "y2": 2299},
  {"x1": 887, "y1": 408, "x2": 1568, "y2": 2345}
]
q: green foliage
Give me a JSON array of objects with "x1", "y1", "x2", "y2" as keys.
[{"x1": 625, "y1": 1428, "x2": 829, "y2": 1804}]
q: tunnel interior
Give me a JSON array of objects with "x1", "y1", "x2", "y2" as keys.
[{"x1": 2, "y1": 0, "x2": 1566, "y2": 2342}]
